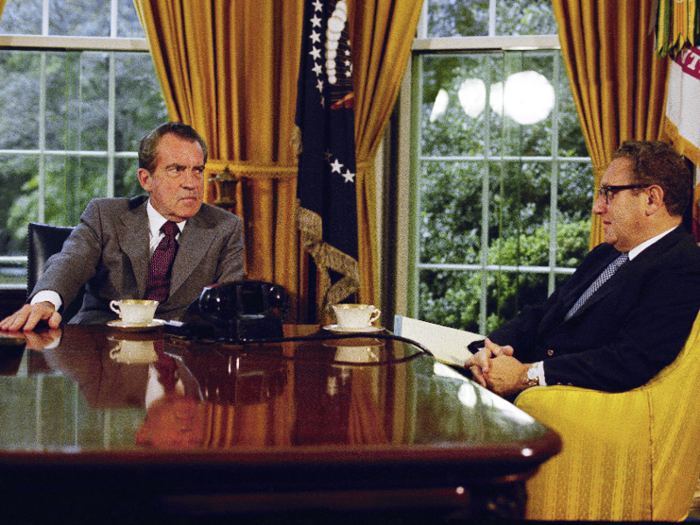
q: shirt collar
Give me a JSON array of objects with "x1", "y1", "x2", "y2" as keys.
[
  {"x1": 627, "y1": 226, "x2": 677, "y2": 260},
  {"x1": 146, "y1": 199, "x2": 185, "y2": 237}
]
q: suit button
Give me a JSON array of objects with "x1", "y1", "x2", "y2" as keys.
[{"x1": 547, "y1": 349, "x2": 554, "y2": 356}]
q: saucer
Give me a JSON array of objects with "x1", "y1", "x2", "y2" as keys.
[
  {"x1": 323, "y1": 324, "x2": 383, "y2": 334},
  {"x1": 107, "y1": 319, "x2": 166, "y2": 332}
]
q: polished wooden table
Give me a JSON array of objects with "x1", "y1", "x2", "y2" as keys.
[{"x1": 0, "y1": 324, "x2": 560, "y2": 521}]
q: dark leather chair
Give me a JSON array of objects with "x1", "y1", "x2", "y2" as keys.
[{"x1": 27, "y1": 222, "x2": 84, "y2": 323}]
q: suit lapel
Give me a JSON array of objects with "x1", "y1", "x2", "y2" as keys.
[
  {"x1": 169, "y1": 209, "x2": 216, "y2": 299},
  {"x1": 565, "y1": 227, "x2": 685, "y2": 320},
  {"x1": 118, "y1": 202, "x2": 150, "y2": 298}
]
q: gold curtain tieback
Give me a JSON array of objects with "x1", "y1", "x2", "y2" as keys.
[{"x1": 205, "y1": 161, "x2": 298, "y2": 180}]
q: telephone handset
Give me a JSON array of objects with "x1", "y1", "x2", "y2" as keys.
[{"x1": 164, "y1": 280, "x2": 287, "y2": 342}]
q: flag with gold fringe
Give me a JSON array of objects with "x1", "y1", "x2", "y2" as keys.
[
  {"x1": 294, "y1": 0, "x2": 360, "y2": 320},
  {"x1": 655, "y1": 0, "x2": 700, "y2": 241}
]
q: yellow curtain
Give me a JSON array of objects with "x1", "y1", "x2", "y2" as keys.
[
  {"x1": 552, "y1": 0, "x2": 669, "y2": 248},
  {"x1": 0, "y1": 0, "x2": 7, "y2": 19},
  {"x1": 351, "y1": 0, "x2": 423, "y2": 304},
  {"x1": 134, "y1": 0, "x2": 303, "y2": 315}
]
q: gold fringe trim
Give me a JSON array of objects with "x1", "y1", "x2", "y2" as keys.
[
  {"x1": 663, "y1": 118, "x2": 700, "y2": 168},
  {"x1": 296, "y1": 203, "x2": 361, "y2": 318},
  {"x1": 291, "y1": 124, "x2": 303, "y2": 157}
]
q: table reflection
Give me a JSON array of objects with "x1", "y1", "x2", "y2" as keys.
[
  {"x1": 0, "y1": 325, "x2": 560, "y2": 520},
  {"x1": 0, "y1": 325, "x2": 550, "y2": 456}
]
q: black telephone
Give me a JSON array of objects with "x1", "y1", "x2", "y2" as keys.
[{"x1": 164, "y1": 280, "x2": 287, "y2": 342}]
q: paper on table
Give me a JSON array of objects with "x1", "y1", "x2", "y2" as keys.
[{"x1": 394, "y1": 316, "x2": 484, "y2": 367}]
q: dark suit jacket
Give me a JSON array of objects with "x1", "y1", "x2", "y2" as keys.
[
  {"x1": 30, "y1": 196, "x2": 245, "y2": 323},
  {"x1": 487, "y1": 226, "x2": 700, "y2": 392}
]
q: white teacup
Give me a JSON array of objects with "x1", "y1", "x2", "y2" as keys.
[
  {"x1": 332, "y1": 304, "x2": 381, "y2": 329},
  {"x1": 109, "y1": 299, "x2": 159, "y2": 325},
  {"x1": 109, "y1": 339, "x2": 157, "y2": 365},
  {"x1": 334, "y1": 346, "x2": 379, "y2": 364}
]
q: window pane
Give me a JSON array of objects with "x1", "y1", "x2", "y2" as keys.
[
  {"x1": 115, "y1": 156, "x2": 142, "y2": 198},
  {"x1": 114, "y1": 53, "x2": 167, "y2": 152},
  {"x1": 118, "y1": 0, "x2": 145, "y2": 38},
  {"x1": 489, "y1": 160, "x2": 552, "y2": 240},
  {"x1": 419, "y1": 269, "x2": 482, "y2": 332},
  {"x1": 558, "y1": 161, "x2": 594, "y2": 224},
  {"x1": 496, "y1": 0, "x2": 557, "y2": 36},
  {"x1": 427, "y1": 0, "x2": 489, "y2": 38},
  {"x1": 0, "y1": 51, "x2": 41, "y2": 150},
  {"x1": 41, "y1": 52, "x2": 105, "y2": 151},
  {"x1": 422, "y1": 54, "x2": 492, "y2": 157},
  {"x1": 1, "y1": 155, "x2": 38, "y2": 250},
  {"x1": 484, "y1": 269, "x2": 550, "y2": 332},
  {"x1": 558, "y1": 83, "x2": 589, "y2": 157},
  {"x1": 49, "y1": 0, "x2": 110, "y2": 37},
  {"x1": 0, "y1": 0, "x2": 43, "y2": 35},
  {"x1": 420, "y1": 161, "x2": 482, "y2": 266}
]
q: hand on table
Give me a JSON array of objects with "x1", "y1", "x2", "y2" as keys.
[{"x1": 0, "y1": 302, "x2": 62, "y2": 332}]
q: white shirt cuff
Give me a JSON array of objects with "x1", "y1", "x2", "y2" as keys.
[
  {"x1": 31, "y1": 290, "x2": 63, "y2": 311},
  {"x1": 533, "y1": 360, "x2": 547, "y2": 386}
]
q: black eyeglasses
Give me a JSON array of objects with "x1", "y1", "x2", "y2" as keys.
[{"x1": 598, "y1": 184, "x2": 651, "y2": 204}]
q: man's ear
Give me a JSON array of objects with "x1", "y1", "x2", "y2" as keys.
[
  {"x1": 137, "y1": 168, "x2": 152, "y2": 192},
  {"x1": 645, "y1": 185, "x2": 664, "y2": 215}
]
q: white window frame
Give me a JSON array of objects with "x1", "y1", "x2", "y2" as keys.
[
  {"x1": 0, "y1": 1, "x2": 150, "y2": 289},
  {"x1": 394, "y1": 6, "x2": 592, "y2": 333}
]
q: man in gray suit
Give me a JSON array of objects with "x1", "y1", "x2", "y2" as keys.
[{"x1": 0, "y1": 122, "x2": 244, "y2": 331}]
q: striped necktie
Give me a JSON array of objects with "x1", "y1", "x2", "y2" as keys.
[{"x1": 565, "y1": 252, "x2": 629, "y2": 320}]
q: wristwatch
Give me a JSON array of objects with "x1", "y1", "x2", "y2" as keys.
[{"x1": 526, "y1": 364, "x2": 540, "y2": 388}]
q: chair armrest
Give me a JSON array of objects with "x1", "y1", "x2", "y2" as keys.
[{"x1": 515, "y1": 385, "x2": 653, "y2": 520}]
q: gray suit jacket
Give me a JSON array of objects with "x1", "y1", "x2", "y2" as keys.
[{"x1": 31, "y1": 196, "x2": 245, "y2": 323}]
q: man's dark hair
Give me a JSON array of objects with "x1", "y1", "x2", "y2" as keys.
[
  {"x1": 612, "y1": 140, "x2": 691, "y2": 216},
  {"x1": 138, "y1": 122, "x2": 208, "y2": 173}
]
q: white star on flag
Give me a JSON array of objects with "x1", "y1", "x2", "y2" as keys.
[
  {"x1": 312, "y1": 0, "x2": 323, "y2": 11},
  {"x1": 342, "y1": 169, "x2": 356, "y2": 183},
  {"x1": 309, "y1": 30, "x2": 321, "y2": 44},
  {"x1": 310, "y1": 14, "x2": 322, "y2": 28},
  {"x1": 330, "y1": 159, "x2": 343, "y2": 173}
]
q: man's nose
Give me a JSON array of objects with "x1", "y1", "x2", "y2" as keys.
[
  {"x1": 181, "y1": 169, "x2": 202, "y2": 187},
  {"x1": 592, "y1": 194, "x2": 606, "y2": 214}
]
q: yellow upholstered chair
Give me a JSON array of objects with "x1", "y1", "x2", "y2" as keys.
[{"x1": 515, "y1": 310, "x2": 700, "y2": 521}]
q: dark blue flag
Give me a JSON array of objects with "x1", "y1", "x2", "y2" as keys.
[{"x1": 295, "y1": 0, "x2": 360, "y2": 314}]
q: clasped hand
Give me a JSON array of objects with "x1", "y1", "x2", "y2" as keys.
[{"x1": 464, "y1": 338, "x2": 530, "y2": 397}]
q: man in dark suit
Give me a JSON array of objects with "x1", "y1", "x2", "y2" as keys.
[
  {"x1": 0, "y1": 122, "x2": 244, "y2": 330},
  {"x1": 466, "y1": 140, "x2": 700, "y2": 397}
]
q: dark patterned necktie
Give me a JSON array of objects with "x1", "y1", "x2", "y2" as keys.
[
  {"x1": 565, "y1": 252, "x2": 629, "y2": 320},
  {"x1": 144, "y1": 221, "x2": 179, "y2": 302}
]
